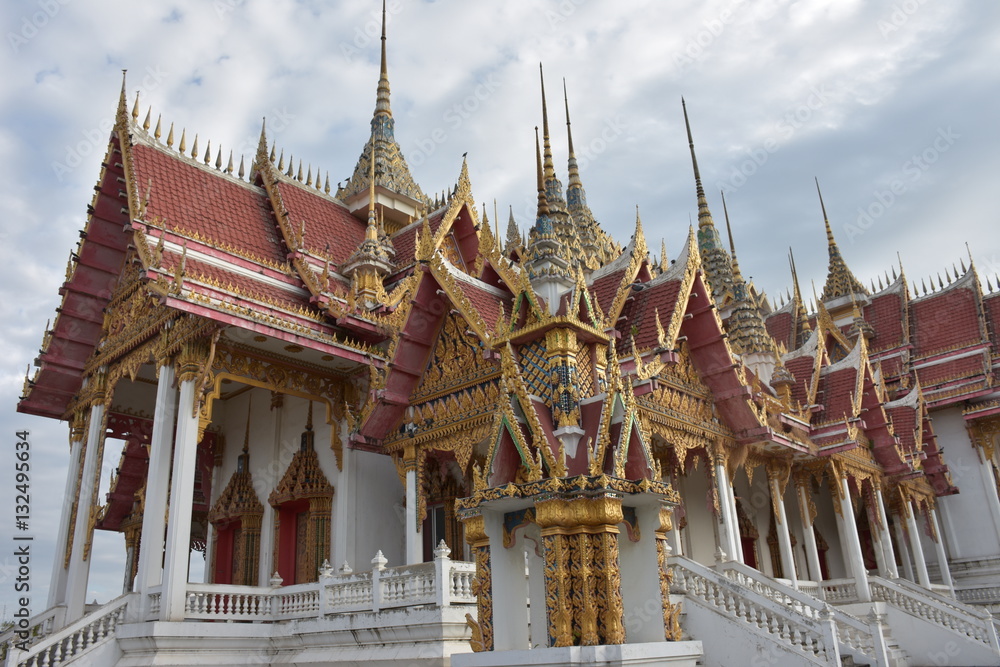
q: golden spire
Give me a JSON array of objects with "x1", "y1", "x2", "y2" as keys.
[
  {"x1": 539, "y1": 64, "x2": 555, "y2": 184},
  {"x1": 366, "y1": 141, "x2": 378, "y2": 242},
  {"x1": 563, "y1": 78, "x2": 581, "y2": 190},
  {"x1": 336, "y1": 0, "x2": 427, "y2": 209},
  {"x1": 375, "y1": 0, "x2": 391, "y2": 119},
  {"x1": 721, "y1": 190, "x2": 742, "y2": 282},
  {"x1": 788, "y1": 247, "x2": 812, "y2": 346},
  {"x1": 682, "y1": 98, "x2": 734, "y2": 305},
  {"x1": 538, "y1": 64, "x2": 565, "y2": 211},
  {"x1": 682, "y1": 97, "x2": 714, "y2": 231},
  {"x1": 535, "y1": 126, "x2": 549, "y2": 218},
  {"x1": 719, "y1": 195, "x2": 773, "y2": 356},
  {"x1": 816, "y1": 178, "x2": 869, "y2": 302}
]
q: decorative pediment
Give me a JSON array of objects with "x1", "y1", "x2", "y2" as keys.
[
  {"x1": 268, "y1": 443, "x2": 334, "y2": 507},
  {"x1": 209, "y1": 459, "x2": 264, "y2": 523}
]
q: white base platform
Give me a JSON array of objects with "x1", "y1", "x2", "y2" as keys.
[{"x1": 450, "y1": 641, "x2": 704, "y2": 667}]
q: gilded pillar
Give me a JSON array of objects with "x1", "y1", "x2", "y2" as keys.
[
  {"x1": 655, "y1": 506, "x2": 682, "y2": 641},
  {"x1": 462, "y1": 513, "x2": 493, "y2": 652},
  {"x1": 534, "y1": 495, "x2": 625, "y2": 647}
]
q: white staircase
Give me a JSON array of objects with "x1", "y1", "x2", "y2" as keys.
[
  {"x1": 3, "y1": 594, "x2": 129, "y2": 667},
  {"x1": 669, "y1": 556, "x2": 891, "y2": 666}
]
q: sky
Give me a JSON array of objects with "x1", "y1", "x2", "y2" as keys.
[{"x1": 0, "y1": 0, "x2": 998, "y2": 619}]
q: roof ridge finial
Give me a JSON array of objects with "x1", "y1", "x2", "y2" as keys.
[
  {"x1": 117, "y1": 70, "x2": 128, "y2": 123},
  {"x1": 253, "y1": 117, "x2": 268, "y2": 170}
]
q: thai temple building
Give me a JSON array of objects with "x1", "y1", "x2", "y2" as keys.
[{"x1": 8, "y1": 5, "x2": 1000, "y2": 666}]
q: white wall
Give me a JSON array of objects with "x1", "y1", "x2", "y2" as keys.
[{"x1": 935, "y1": 406, "x2": 1000, "y2": 560}]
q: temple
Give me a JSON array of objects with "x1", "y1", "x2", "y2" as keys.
[{"x1": 7, "y1": 6, "x2": 1000, "y2": 667}]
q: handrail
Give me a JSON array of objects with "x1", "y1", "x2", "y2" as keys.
[
  {"x1": 10, "y1": 594, "x2": 131, "y2": 667},
  {"x1": 869, "y1": 575, "x2": 1000, "y2": 652},
  {"x1": 670, "y1": 556, "x2": 840, "y2": 665},
  {"x1": 0, "y1": 607, "x2": 63, "y2": 661},
  {"x1": 717, "y1": 560, "x2": 887, "y2": 667}
]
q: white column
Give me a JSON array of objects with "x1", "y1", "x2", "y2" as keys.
[
  {"x1": 977, "y1": 455, "x2": 1000, "y2": 541},
  {"x1": 870, "y1": 504, "x2": 889, "y2": 578},
  {"x1": 838, "y1": 477, "x2": 871, "y2": 602},
  {"x1": 894, "y1": 518, "x2": 915, "y2": 582},
  {"x1": 485, "y1": 511, "x2": 529, "y2": 650},
  {"x1": 332, "y1": 422, "x2": 354, "y2": 572},
  {"x1": 47, "y1": 432, "x2": 84, "y2": 610},
  {"x1": 65, "y1": 401, "x2": 106, "y2": 623},
  {"x1": 405, "y1": 463, "x2": 422, "y2": 564},
  {"x1": 929, "y1": 507, "x2": 954, "y2": 590},
  {"x1": 122, "y1": 544, "x2": 136, "y2": 594},
  {"x1": 728, "y1": 475, "x2": 746, "y2": 563},
  {"x1": 771, "y1": 478, "x2": 797, "y2": 588},
  {"x1": 715, "y1": 461, "x2": 740, "y2": 563},
  {"x1": 875, "y1": 488, "x2": 898, "y2": 578},
  {"x1": 905, "y1": 501, "x2": 932, "y2": 589},
  {"x1": 160, "y1": 376, "x2": 200, "y2": 621},
  {"x1": 797, "y1": 484, "x2": 824, "y2": 583},
  {"x1": 135, "y1": 363, "x2": 177, "y2": 602}
]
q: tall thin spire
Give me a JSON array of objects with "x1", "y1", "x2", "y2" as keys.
[
  {"x1": 788, "y1": 247, "x2": 812, "y2": 347},
  {"x1": 719, "y1": 194, "x2": 773, "y2": 357},
  {"x1": 816, "y1": 178, "x2": 869, "y2": 302},
  {"x1": 682, "y1": 97, "x2": 714, "y2": 231},
  {"x1": 682, "y1": 98, "x2": 734, "y2": 306},
  {"x1": 721, "y1": 191, "x2": 742, "y2": 282},
  {"x1": 375, "y1": 0, "x2": 391, "y2": 118},
  {"x1": 538, "y1": 64, "x2": 565, "y2": 211},
  {"x1": 336, "y1": 0, "x2": 427, "y2": 212},
  {"x1": 535, "y1": 126, "x2": 549, "y2": 219},
  {"x1": 564, "y1": 78, "x2": 582, "y2": 191}
]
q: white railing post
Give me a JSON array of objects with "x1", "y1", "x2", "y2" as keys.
[
  {"x1": 371, "y1": 551, "x2": 387, "y2": 613},
  {"x1": 818, "y1": 604, "x2": 842, "y2": 664},
  {"x1": 269, "y1": 572, "x2": 283, "y2": 619},
  {"x1": 433, "y1": 540, "x2": 452, "y2": 607},
  {"x1": 318, "y1": 560, "x2": 333, "y2": 619},
  {"x1": 865, "y1": 608, "x2": 891, "y2": 667}
]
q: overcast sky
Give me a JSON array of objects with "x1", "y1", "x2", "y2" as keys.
[{"x1": 1, "y1": 0, "x2": 997, "y2": 618}]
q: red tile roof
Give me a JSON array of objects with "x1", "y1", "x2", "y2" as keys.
[
  {"x1": 864, "y1": 290, "x2": 907, "y2": 351},
  {"x1": 911, "y1": 287, "x2": 982, "y2": 357},
  {"x1": 621, "y1": 279, "x2": 683, "y2": 350},
  {"x1": 817, "y1": 366, "x2": 858, "y2": 424},
  {"x1": 765, "y1": 311, "x2": 793, "y2": 351},
  {"x1": 784, "y1": 355, "x2": 815, "y2": 407},
  {"x1": 274, "y1": 179, "x2": 366, "y2": 267},
  {"x1": 131, "y1": 144, "x2": 285, "y2": 265},
  {"x1": 590, "y1": 268, "x2": 626, "y2": 318}
]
